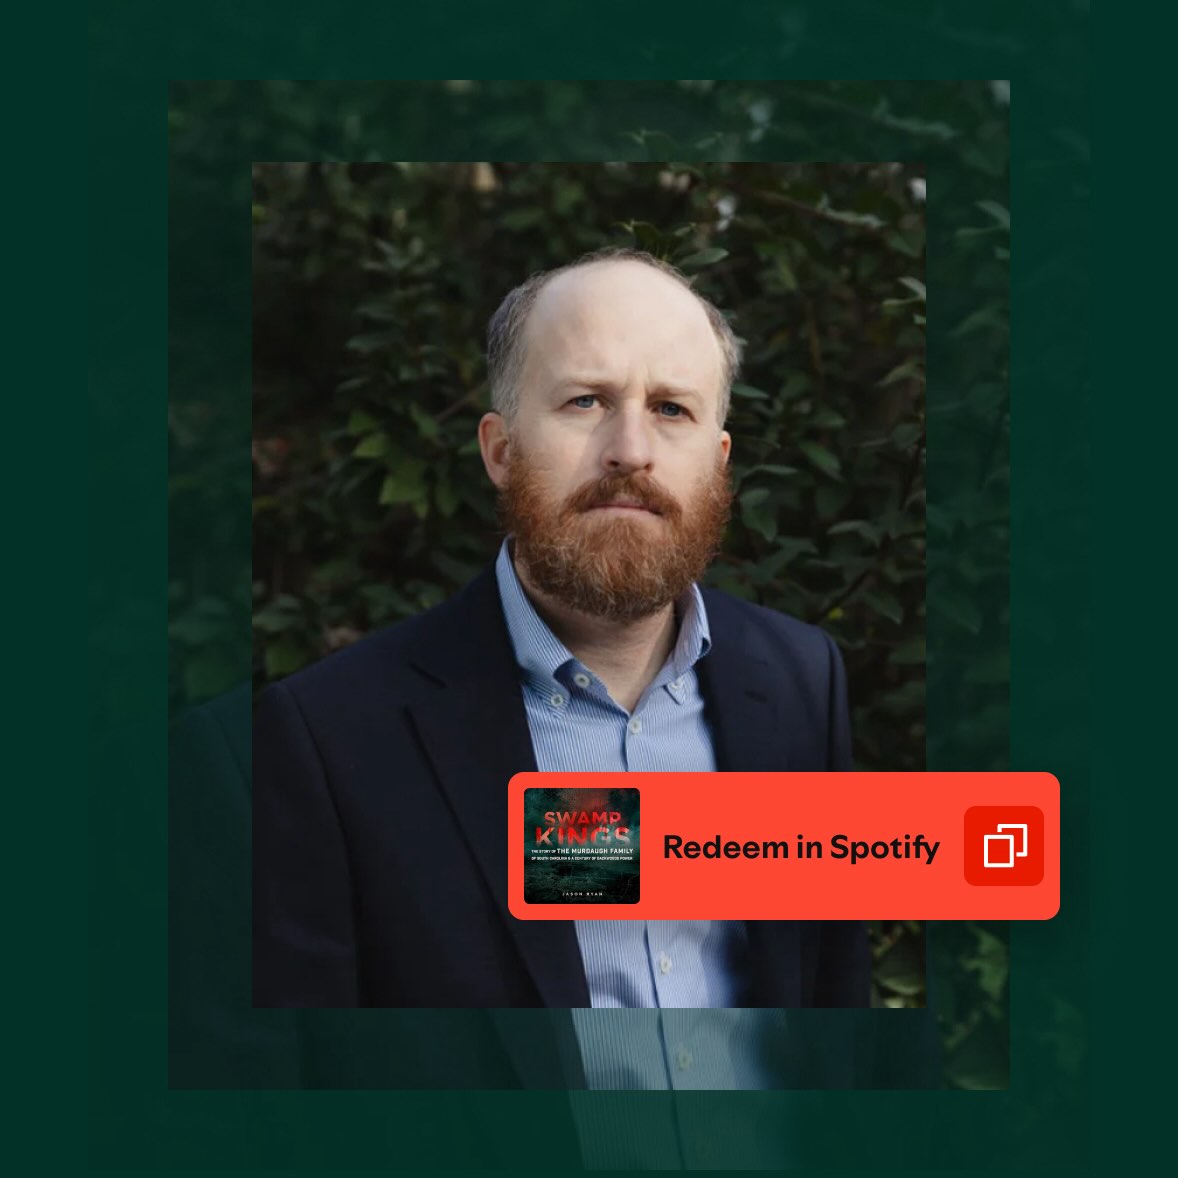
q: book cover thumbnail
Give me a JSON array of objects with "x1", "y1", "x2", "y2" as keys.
[{"x1": 523, "y1": 786, "x2": 640, "y2": 904}]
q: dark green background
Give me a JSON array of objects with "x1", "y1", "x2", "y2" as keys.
[{"x1": 90, "y1": 0, "x2": 1090, "y2": 1171}]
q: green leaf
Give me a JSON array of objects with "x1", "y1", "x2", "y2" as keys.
[
  {"x1": 378, "y1": 458, "x2": 427, "y2": 505},
  {"x1": 962, "y1": 927, "x2": 1009, "y2": 1002},
  {"x1": 345, "y1": 333, "x2": 392, "y2": 355},
  {"x1": 253, "y1": 602, "x2": 301, "y2": 634},
  {"x1": 756, "y1": 244, "x2": 798, "y2": 290},
  {"x1": 976, "y1": 199, "x2": 1010, "y2": 230},
  {"x1": 408, "y1": 403, "x2": 440, "y2": 441},
  {"x1": 678, "y1": 247, "x2": 728, "y2": 269},
  {"x1": 877, "y1": 360, "x2": 921, "y2": 387},
  {"x1": 731, "y1": 383, "x2": 769, "y2": 400},
  {"x1": 874, "y1": 935, "x2": 925, "y2": 996},
  {"x1": 265, "y1": 637, "x2": 307, "y2": 678},
  {"x1": 779, "y1": 372, "x2": 810, "y2": 400},
  {"x1": 935, "y1": 594, "x2": 983, "y2": 635},
  {"x1": 811, "y1": 406, "x2": 847, "y2": 429},
  {"x1": 347, "y1": 409, "x2": 378, "y2": 434},
  {"x1": 742, "y1": 501, "x2": 777, "y2": 542},
  {"x1": 889, "y1": 422, "x2": 923, "y2": 449},
  {"x1": 740, "y1": 487, "x2": 770, "y2": 509},
  {"x1": 890, "y1": 636, "x2": 926, "y2": 666},
  {"x1": 951, "y1": 306, "x2": 1005, "y2": 338},
  {"x1": 354, "y1": 432, "x2": 389, "y2": 459},
  {"x1": 741, "y1": 463, "x2": 798, "y2": 481},
  {"x1": 774, "y1": 254, "x2": 797, "y2": 290},
  {"x1": 862, "y1": 589, "x2": 904, "y2": 625},
  {"x1": 828, "y1": 519, "x2": 883, "y2": 546},
  {"x1": 797, "y1": 440, "x2": 842, "y2": 479},
  {"x1": 617, "y1": 220, "x2": 665, "y2": 252},
  {"x1": 773, "y1": 537, "x2": 818, "y2": 562},
  {"x1": 434, "y1": 478, "x2": 460, "y2": 518},
  {"x1": 812, "y1": 200, "x2": 885, "y2": 229},
  {"x1": 899, "y1": 276, "x2": 926, "y2": 301}
]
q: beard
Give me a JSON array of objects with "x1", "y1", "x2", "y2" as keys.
[{"x1": 498, "y1": 449, "x2": 733, "y2": 623}]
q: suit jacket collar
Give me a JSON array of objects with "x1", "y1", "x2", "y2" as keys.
[
  {"x1": 404, "y1": 568, "x2": 591, "y2": 1018},
  {"x1": 695, "y1": 587, "x2": 791, "y2": 775}
]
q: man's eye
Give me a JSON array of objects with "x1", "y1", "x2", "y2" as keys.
[
  {"x1": 658, "y1": 402, "x2": 687, "y2": 418},
  {"x1": 570, "y1": 394, "x2": 598, "y2": 409}
]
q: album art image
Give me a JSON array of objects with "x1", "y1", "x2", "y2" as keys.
[{"x1": 523, "y1": 787, "x2": 640, "y2": 904}]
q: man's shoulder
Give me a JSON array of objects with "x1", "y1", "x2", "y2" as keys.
[
  {"x1": 265, "y1": 566, "x2": 501, "y2": 708},
  {"x1": 277, "y1": 611, "x2": 427, "y2": 695}
]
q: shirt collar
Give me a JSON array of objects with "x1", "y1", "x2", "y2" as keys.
[{"x1": 493, "y1": 539, "x2": 711, "y2": 690}]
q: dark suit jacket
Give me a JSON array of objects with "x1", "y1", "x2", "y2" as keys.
[{"x1": 253, "y1": 564, "x2": 871, "y2": 1014}]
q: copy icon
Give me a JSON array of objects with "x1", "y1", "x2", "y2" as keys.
[{"x1": 965, "y1": 807, "x2": 1044, "y2": 886}]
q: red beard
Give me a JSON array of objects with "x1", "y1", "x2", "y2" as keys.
[{"x1": 498, "y1": 452, "x2": 733, "y2": 622}]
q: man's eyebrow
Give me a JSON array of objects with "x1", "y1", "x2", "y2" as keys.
[
  {"x1": 552, "y1": 376, "x2": 617, "y2": 393},
  {"x1": 648, "y1": 383, "x2": 704, "y2": 402},
  {"x1": 552, "y1": 377, "x2": 704, "y2": 401}
]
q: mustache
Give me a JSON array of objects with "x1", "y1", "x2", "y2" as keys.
[{"x1": 563, "y1": 471, "x2": 682, "y2": 519}]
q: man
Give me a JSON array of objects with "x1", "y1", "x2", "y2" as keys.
[{"x1": 253, "y1": 247, "x2": 871, "y2": 1027}]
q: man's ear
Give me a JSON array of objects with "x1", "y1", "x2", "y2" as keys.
[
  {"x1": 478, "y1": 412, "x2": 511, "y2": 488},
  {"x1": 719, "y1": 429, "x2": 732, "y2": 464}
]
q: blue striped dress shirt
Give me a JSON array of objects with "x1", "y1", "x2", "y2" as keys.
[{"x1": 494, "y1": 541, "x2": 791, "y2": 1140}]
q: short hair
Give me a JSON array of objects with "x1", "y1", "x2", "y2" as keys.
[{"x1": 486, "y1": 246, "x2": 742, "y2": 425}]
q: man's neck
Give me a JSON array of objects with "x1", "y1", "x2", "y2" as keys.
[{"x1": 513, "y1": 554, "x2": 678, "y2": 714}]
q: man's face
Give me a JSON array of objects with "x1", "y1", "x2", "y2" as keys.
[{"x1": 480, "y1": 260, "x2": 733, "y2": 622}]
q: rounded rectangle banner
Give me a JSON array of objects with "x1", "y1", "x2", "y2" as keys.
[{"x1": 508, "y1": 772, "x2": 1059, "y2": 920}]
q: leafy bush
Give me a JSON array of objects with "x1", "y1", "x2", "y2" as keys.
[{"x1": 251, "y1": 161, "x2": 926, "y2": 779}]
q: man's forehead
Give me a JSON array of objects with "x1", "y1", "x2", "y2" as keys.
[{"x1": 522, "y1": 261, "x2": 723, "y2": 387}]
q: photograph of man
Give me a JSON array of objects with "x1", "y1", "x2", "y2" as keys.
[{"x1": 253, "y1": 245, "x2": 871, "y2": 1010}]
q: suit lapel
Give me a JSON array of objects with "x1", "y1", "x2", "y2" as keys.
[
  {"x1": 404, "y1": 568, "x2": 591, "y2": 1012},
  {"x1": 698, "y1": 588, "x2": 804, "y2": 1006},
  {"x1": 696, "y1": 588, "x2": 791, "y2": 774}
]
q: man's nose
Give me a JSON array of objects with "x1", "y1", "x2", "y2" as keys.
[{"x1": 600, "y1": 404, "x2": 654, "y2": 472}]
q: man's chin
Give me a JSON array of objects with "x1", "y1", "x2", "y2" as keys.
[{"x1": 571, "y1": 509, "x2": 668, "y2": 537}]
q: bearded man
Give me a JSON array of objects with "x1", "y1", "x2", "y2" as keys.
[{"x1": 253, "y1": 249, "x2": 871, "y2": 1045}]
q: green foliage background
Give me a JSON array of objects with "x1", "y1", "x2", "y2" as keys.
[
  {"x1": 250, "y1": 161, "x2": 926, "y2": 762},
  {"x1": 168, "y1": 81, "x2": 1018, "y2": 1089}
]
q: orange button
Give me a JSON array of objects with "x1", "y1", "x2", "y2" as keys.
[{"x1": 508, "y1": 771, "x2": 1060, "y2": 921}]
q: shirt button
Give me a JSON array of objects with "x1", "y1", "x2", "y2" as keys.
[
  {"x1": 671, "y1": 677, "x2": 684, "y2": 690},
  {"x1": 573, "y1": 673, "x2": 591, "y2": 688},
  {"x1": 658, "y1": 953, "x2": 673, "y2": 974},
  {"x1": 677, "y1": 1047, "x2": 693, "y2": 1071},
  {"x1": 550, "y1": 693, "x2": 565, "y2": 707},
  {"x1": 628, "y1": 717, "x2": 642, "y2": 735}
]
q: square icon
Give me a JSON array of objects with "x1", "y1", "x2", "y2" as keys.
[{"x1": 965, "y1": 806, "x2": 1044, "y2": 886}]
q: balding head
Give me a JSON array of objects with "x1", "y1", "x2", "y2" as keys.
[{"x1": 486, "y1": 248, "x2": 741, "y2": 426}]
